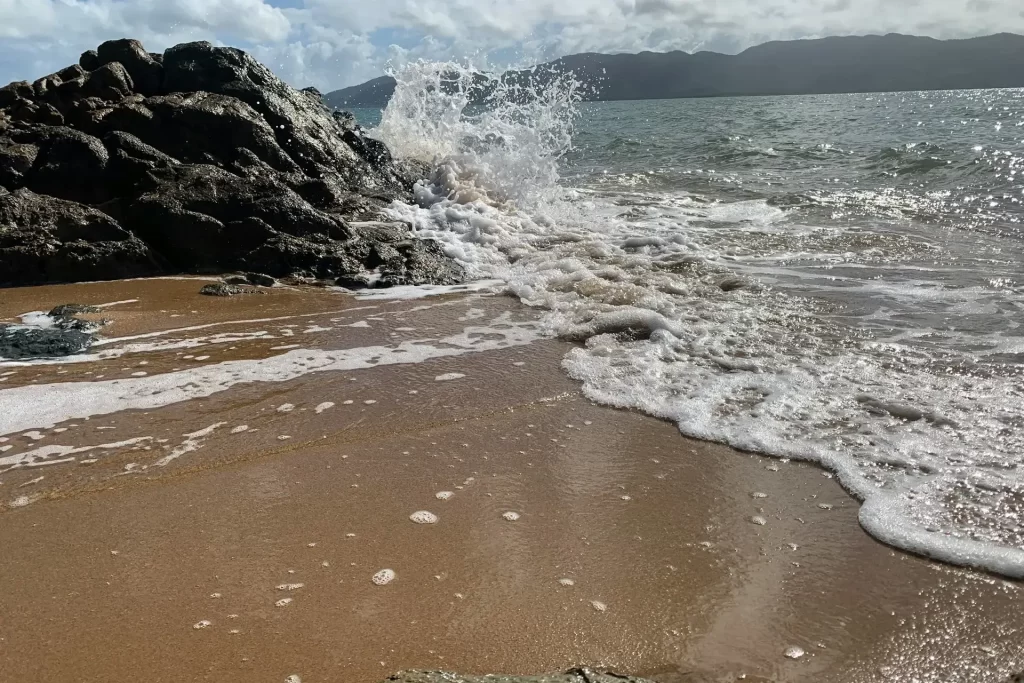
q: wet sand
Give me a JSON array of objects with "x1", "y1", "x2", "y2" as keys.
[{"x1": 0, "y1": 279, "x2": 1020, "y2": 683}]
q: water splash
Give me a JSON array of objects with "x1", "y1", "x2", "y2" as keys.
[
  {"x1": 375, "y1": 60, "x2": 581, "y2": 209},
  {"x1": 375, "y1": 69, "x2": 1024, "y2": 579}
]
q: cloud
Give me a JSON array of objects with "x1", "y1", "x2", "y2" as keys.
[{"x1": 1, "y1": 0, "x2": 1023, "y2": 90}]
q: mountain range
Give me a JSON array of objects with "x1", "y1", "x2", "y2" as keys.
[{"x1": 324, "y1": 32, "x2": 1024, "y2": 109}]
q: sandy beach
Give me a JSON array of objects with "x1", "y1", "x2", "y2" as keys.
[{"x1": 0, "y1": 279, "x2": 1020, "y2": 683}]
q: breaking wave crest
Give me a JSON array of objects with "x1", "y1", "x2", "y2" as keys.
[{"x1": 373, "y1": 62, "x2": 1024, "y2": 579}]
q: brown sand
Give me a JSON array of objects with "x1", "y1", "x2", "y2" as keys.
[{"x1": 0, "y1": 279, "x2": 1020, "y2": 683}]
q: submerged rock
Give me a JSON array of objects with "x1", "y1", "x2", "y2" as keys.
[
  {"x1": 0, "y1": 324, "x2": 94, "y2": 359},
  {"x1": 200, "y1": 283, "x2": 260, "y2": 297},
  {"x1": 381, "y1": 670, "x2": 655, "y2": 683},
  {"x1": 0, "y1": 38, "x2": 461, "y2": 288}
]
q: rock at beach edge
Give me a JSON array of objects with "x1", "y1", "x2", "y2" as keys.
[{"x1": 0, "y1": 38, "x2": 462, "y2": 288}]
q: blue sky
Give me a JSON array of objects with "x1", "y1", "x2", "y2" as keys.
[{"x1": 1, "y1": 0, "x2": 1023, "y2": 92}]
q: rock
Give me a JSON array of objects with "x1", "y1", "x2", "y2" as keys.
[
  {"x1": 244, "y1": 272, "x2": 276, "y2": 287},
  {"x1": 224, "y1": 272, "x2": 276, "y2": 287},
  {"x1": 0, "y1": 140, "x2": 39, "y2": 188},
  {"x1": 0, "y1": 189, "x2": 159, "y2": 286},
  {"x1": 380, "y1": 670, "x2": 656, "y2": 683},
  {"x1": 82, "y1": 62, "x2": 134, "y2": 101},
  {"x1": 335, "y1": 274, "x2": 374, "y2": 290},
  {"x1": 96, "y1": 39, "x2": 163, "y2": 96},
  {"x1": 0, "y1": 324, "x2": 94, "y2": 359},
  {"x1": 0, "y1": 37, "x2": 462, "y2": 288},
  {"x1": 200, "y1": 283, "x2": 260, "y2": 296},
  {"x1": 8, "y1": 126, "x2": 110, "y2": 203},
  {"x1": 49, "y1": 303, "x2": 101, "y2": 317},
  {"x1": 0, "y1": 81, "x2": 33, "y2": 108},
  {"x1": 79, "y1": 50, "x2": 100, "y2": 71}
]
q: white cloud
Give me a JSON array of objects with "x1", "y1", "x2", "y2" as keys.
[{"x1": 1, "y1": 0, "x2": 1023, "y2": 90}]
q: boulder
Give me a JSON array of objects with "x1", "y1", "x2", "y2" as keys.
[
  {"x1": 96, "y1": 39, "x2": 163, "y2": 96},
  {"x1": 8, "y1": 126, "x2": 111, "y2": 203},
  {"x1": 200, "y1": 283, "x2": 260, "y2": 296},
  {"x1": 0, "y1": 189, "x2": 160, "y2": 286},
  {"x1": 0, "y1": 325, "x2": 94, "y2": 359},
  {"x1": 0, "y1": 37, "x2": 462, "y2": 288},
  {"x1": 380, "y1": 670, "x2": 656, "y2": 683}
]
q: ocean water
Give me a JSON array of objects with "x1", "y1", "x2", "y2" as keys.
[{"x1": 357, "y1": 69, "x2": 1024, "y2": 579}]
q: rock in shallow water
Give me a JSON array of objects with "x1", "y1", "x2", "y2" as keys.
[
  {"x1": 0, "y1": 324, "x2": 94, "y2": 359},
  {"x1": 381, "y1": 670, "x2": 655, "y2": 683},
  {"x1": 200, "y1": 283, "x2": 261, "y2": 297},
  {"x1": 0, "y1": 38, "x2": 462, "y2": 287}
]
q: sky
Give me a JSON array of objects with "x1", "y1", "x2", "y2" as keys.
[{"x1": 1, "y1": 0, "x2": 1024, "y2": 92}]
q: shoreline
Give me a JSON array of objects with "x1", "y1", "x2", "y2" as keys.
[{"x1": 0, "y1": 279, "x2": 1020, "y2": 682}]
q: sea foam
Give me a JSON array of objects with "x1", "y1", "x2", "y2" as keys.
[{"x1": 370, "y1": 60, "x2": 1024, "y2": 578}]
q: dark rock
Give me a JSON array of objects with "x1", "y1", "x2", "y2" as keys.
[
  {"x1": 0, "y1": 189, "x2": 160, "y2": 286},
  {"x1": 335, "y1": 274, "x2": 374, "y2": 290},
  {"x1": 79, "y1": 50, "x2": 100, "y2": 71},
  {"x1": 200, "y1": 283, "x2": 260, "y2": 296},
  {"x1": 223, "y1": 275, "x2": 250, "y2": 285},
  {"x1": 96, "y1": 39, "x2": 163, "y2": 96},
  {"x1": 11, "y1": 126, "x2": 110, "y2": 203},
  {"x1": 82, "y1": 62, "x2": 134, "y2": 101},
  {"x1": 0, "y1": 37, "x2": 462, "y2": 289},
  {"x1": 161, "y1": 41, "x2": 406, "y2": 192},
  {"x1": 57, "y1": 65, "x2": 87, "y2": 83},
  {"x1": 49, "y1": 303, "x2": 101, "y2": 316},
  {"x1": 0, "y1": 81, "x2": 33, "y2": 108},
  {"x1": 0, "y1": 140, "x2": 39, "y2": 189},
  {"x1": 380, "y1": 670, "x2": 656, "y2": 683},
  {"x1": 331, "y1": 109, "x2": 356, "y2": 131},
  {"x1": 244, "y1": 272, "x2": 276, "y2": 287},
  {"x1": 0, "y1": 324, "x2": 94, "y2": 359}
]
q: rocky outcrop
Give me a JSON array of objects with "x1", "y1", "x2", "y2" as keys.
[
  {"x1": 381, "y1": 670, "x2": 656, "y2": 683},
  {"x1": 0, "y1": 38, "x2": 461, "y2": 288}
]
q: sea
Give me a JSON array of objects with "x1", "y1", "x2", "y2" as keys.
[{"x1": 351, "y1": 67, "x2": 1024, "y2": 579}]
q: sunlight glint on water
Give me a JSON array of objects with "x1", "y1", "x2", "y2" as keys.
[{"x1": 370, "y1": 74, "x2": 1024, "y2": 578}]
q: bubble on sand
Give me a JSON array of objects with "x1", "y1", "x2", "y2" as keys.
[
  {"x1": 277, "y1": 435, "x2": 292, "y2": 441},
  {"x1": 559, "y1": 578, "x2": 575, "y2": 586},
  {"x1": 372, "y1": 569, "x2": 396, "y2": 585},
  {"x1": 435, "y1": 491, "x2": 454, "y2": 500},
  {"x1": 315, "y1": 402, "x2": 335, "y2": 414},
  {"x1": 193, "y1": 620, "x2": 212, "y2": 630},
  {"x1": 750, "y1": 515, "x2": 768, "y2": 526},
  {"x1": 210, "y1": 593, "x2": 222, "y2": 599},
  {"x1": 513, "y1": 362, "x2": 525, "y2": 367},
  {"x1": 275, "y1": 598, "x2": 293, "y2": 607},
  {"x1": 818, "y1": 503, "x2": 834, "y2": 510},
  {"x1": 9, "y1": 495, "x2": 33, "y2": 508},
  {"x1": 502, "y1": 511, "x2": 520, "y2": 521},
  {"x1": 751, "y1": 492, "x2": 769, "y2": 499},
  {"x1": 285, "y1": 676, "x2": 302, "y2": 683},
  {"x1": 277, "y1": 583, "x2": 304, "y2": 591},
  {"x1": 435, "y1": 373, "x2": 466, "y2": 381},
  {"x1": 410, "y1": 510, "x2": 439, "y2": 524},
  {"x1": 364, "y1": 400, "x2": 377, "y2": 405},
  {"x1": 591, "y1": 600, "x2": 607, "y2": 612},
  {"x1": 277, "y1": 404, "x2": 296, "y2": 413},
  {"x1": 784, "y1": 646, "x2": 806, "y2": 660},
  {"x1": 230, "y1": 425, "x2": 249, "y2": 434},
  {"x1": 343, "y1": 400, "x2": 354, "y2": 405},
  {"x1": 620, "y1": 495, "x2": 632, "y2": 501}
]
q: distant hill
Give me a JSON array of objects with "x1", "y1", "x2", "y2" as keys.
[{"x1": 324, "y1": 33, "x2": 1024, "y2": 109}]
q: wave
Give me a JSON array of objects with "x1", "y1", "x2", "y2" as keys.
[{"x1": 371, "y1": 62, "x2": 1024, "y2": 579}]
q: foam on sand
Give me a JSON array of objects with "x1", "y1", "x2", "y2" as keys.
[
  {"x1": 371, "y1": 60, "x2": 1024, "y2": 579},
  {"x1": 0, "y1": 317, "x2": 540, "y2": 437}
]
